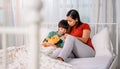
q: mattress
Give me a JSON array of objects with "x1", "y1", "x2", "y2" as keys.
[
  {"x1": 66, "y1": 56, "x2": 114, "y2": 69},
  {"x1": 41, "y1": 46, "x2": 115, "y2": 69}
]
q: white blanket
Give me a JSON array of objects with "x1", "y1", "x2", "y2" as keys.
[
  {"x1": 0, "y1": 46, "x2": 114, "y2": 69},
  {"x1": 0, "y1": 46, "x2": 74, "y2": 69}
]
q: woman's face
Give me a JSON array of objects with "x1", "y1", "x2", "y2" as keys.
[{"x1": 66, "y1": 16, "x2": 77, "y2": 27}]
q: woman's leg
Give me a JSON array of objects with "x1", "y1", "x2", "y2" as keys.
[
  {"x1": 51, "y1": 48, "x2": 75, "y2": 59},
  {"x1": 58, "y1": 35, "x2": 95, "y2": 61},
  {"x1": 50, "y1": 48, "x2": 62, "y2": 58},
  {"x1": 73, "y1": 37, "x2": 95, "y2": 58}
]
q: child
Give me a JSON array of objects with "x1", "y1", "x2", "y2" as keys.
[{"x1": 41, "y1": 19, "x2": 69, "y2": 55}]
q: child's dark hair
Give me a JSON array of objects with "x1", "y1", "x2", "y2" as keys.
[{"x1": 58, "y1": 19, "x2": 69, "y2": 29}]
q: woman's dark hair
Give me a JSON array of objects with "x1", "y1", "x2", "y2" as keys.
[
  {"x1": 66, "y1": 9, "x2": 83, "y2": 28},
  {"x1": 58, "y1": 19, "x2": 69, "y2": 29}
]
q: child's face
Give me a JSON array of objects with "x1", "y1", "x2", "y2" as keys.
[{"x1": 58, "y1": 27, "x2": 67, "y2": 35}]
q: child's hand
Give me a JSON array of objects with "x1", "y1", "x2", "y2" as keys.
[
  {"x1": 42, "y1": 42, "x2": 54, "y2": 47},
  {"x1": 46, "y1": 42, "x2": 54, "y2": 46}
]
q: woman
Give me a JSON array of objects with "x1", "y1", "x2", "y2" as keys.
[{"x1": 55, "y1": 9, "x2": 95, "y2": 61}]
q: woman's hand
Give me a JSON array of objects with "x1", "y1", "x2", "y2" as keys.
[{"x1": 64, "y1": 34, "x2": 69, "y2": 39}]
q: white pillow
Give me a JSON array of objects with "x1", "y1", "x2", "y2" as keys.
[{"x1": 92, "y1": 27, "x2": 114, "y2": 57}]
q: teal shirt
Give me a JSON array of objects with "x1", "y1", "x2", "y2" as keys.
[{"x1": 43, "y1": 31, "x2": 64, "y2": 48}]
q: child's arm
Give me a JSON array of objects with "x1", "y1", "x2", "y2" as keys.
[
  {"x1": 41, "y1": 31, "x2": 55, "y2": 47},
  {"x1": 41, "y1": 41, "x2": 54, "y2": 47}
]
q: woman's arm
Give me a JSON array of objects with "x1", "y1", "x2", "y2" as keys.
[
  {"x1": 64, "y1": 30, "x2": 90, "y2": 43},
  {"x1": 77, "y1": 30, "x2": 90, "y2": 43}
]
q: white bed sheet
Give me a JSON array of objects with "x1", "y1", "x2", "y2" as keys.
[{"x1": 67, "y1": 56, "x2": 114, "y2": 69}]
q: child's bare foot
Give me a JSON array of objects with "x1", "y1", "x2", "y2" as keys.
[{"x1": 56, "y1": 57, "x2": 64, "y2": 61}]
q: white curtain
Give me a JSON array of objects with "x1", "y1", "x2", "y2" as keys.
[
  {"x1": 0, "y1": 0, "x2": 117, "y2": 51},
  {"x1": 97, "y1": 0, "x2": 113, "y2": 23},
  {"x1": 116, "y1": 0, "x2": 120, "y2": 68},
  {"x1": 96, "y1": 0, "x2": 117, "y2": 55},
  {"x1": 0, "y1": 0, "x2": 16, "y2": 47},
  {"x1": 11, "y1": 0, "x2": 25, "y2": 46},
  {"x1": 0, "y1": 0, "x2": 24, "y2": 47},
  {"x1": 41, "y1": 0, "x2": 96, "y2": 23}
]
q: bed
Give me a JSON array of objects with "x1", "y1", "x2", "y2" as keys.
[
  {"x1": 40, "y1": 26, "x2": 117, "y2": 69},
  {"x1": 0, "y1": 24, "x2": 118, "y2": 69}
]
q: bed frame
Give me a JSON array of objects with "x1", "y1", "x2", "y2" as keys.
[
  {"x1": 110, "y1": 56, "x2": 118, "y2": 69},
  {"x1": 0, "y1": 24, "x2": 40, "y2": 69},
  {"x1": 0, "y1": 0, "x2": 41, "y2": 69},
  {"x1": 109, "y1": 23, "x2": 118, "y2": 69}
]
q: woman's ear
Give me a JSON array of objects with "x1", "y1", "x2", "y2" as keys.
[
  {"x1": 75, "y1": 18, "x2": 78, "y2": 22},
  {"x1": 76, "y1": 20, "x2": 78, "y2": 22}
]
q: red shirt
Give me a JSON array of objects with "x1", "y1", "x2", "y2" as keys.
[{"x1": 70, "y1": 23, "x2": 94, "y2": 49}]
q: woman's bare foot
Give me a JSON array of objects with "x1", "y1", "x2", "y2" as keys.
[{"x1": 56, "y1": 57, "x2": 64, "y2": 61}]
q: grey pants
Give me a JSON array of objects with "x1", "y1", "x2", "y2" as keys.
[{"x1": 51, "y1": 35, "x2": 95, "y2": 61}]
